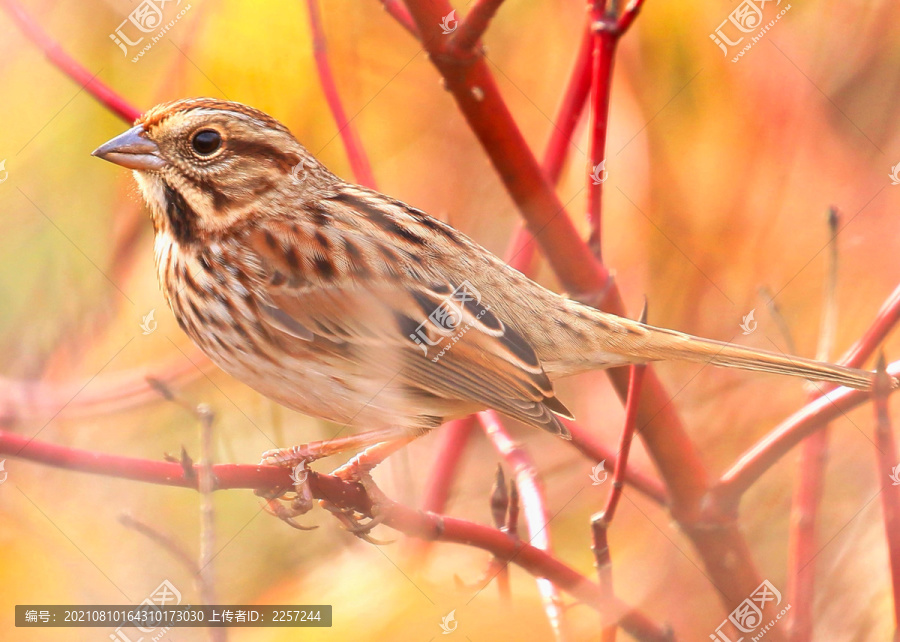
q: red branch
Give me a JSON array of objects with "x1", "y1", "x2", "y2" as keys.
[
  {"x1": 449, "y1": 0, "x2": 507, "y2": 54},
  {"x1": 504, "y1": 20, "x2": 593, "y2": 276},
  {"x1": 565, "y1": 419, "x2": 667, "y2": 505},
  {"x1": 839, "y1": 283, "x2": 900, "y2": 369},
  {"x1": 305, "y1": 0, "x2": 377, "y2": 188},
  {"x1": 715, "y1": 360, "x2": 900, "y2": 509},
  {"x1": 591, "y1": 515, "x2": 616, "y2": 642},
  {"x1": 592, "y1": 360, "x2": 647, "y2": 642},
  {"x1": 0, "y1": 428, "x2": 671, "y2": 640},
  {"x1": 480, "y1": 411, "x2": 568, "y2": 640},
  {"x1": 600, "y1": 362, "x2": 648, "y2": 525},
  {"x1": 616, "y1": 0, "x2": 648, "y2": 34},
  {"x1": 585, "y1": 0, "x2": 618, "y2": 260},
  {"x1": 0, "y1": 351, "x2": 206, "y2": 424},
  {"x1": 399, "y1": 0, "x2": 769, "y2": 616},
  {"x1": 418, "y1": 417, "x2": 477, "y2": 515},
  {"x1": 785, "y1": 208, "x2": 839, "y2": 642},
  {"x1": 378, "y1": 0, "x2": 420, "y2": 38},
  {"x1": 873, "y1": 358, "x2": 900, "y2": 627},
  {"x1": 402, "y1": 0, "x2": 610, "y2": 298},
  {"x1": 0, "y1": 0, "x2": 140, "y2": 123},
  {"x1": 717, "y1": 282, "x2": 900, "y2": 510},
  {"x1": 784, "y1": 410, "x2": 829, "y2": 641},
  {"x1": 543, "y1": 22, "x2": 594, "y2": 183}
]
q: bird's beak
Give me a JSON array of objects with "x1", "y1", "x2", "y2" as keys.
[{"x1": 91, "y1": 125, "x2": 166, "y2": 171}]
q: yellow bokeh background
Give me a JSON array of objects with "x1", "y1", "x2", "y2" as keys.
[{"x1": 1, "y1": 0, "x2": 900, "y2": 639}]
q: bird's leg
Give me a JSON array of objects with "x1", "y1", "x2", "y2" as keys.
[
  {"x1": 321, "y1": 433, "x2": 422, "y2": 543},
  {"x1": 257, "y1": 428, "x2": 420, "y2": 532},
  {"x1": 259, "y1": 427, "x2": 415, "y2": 466}
]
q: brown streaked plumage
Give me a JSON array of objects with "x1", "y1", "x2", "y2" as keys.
[{"x1": 93, "y1": 98, "x2": 886, "y2": 441}]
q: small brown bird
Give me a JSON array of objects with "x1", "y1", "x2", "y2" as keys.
[{"x1": 93, "y1": 98, "x2": 878, "y2": 444}]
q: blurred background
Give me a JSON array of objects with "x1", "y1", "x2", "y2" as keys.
[{"x1": 1, "y1": 0, "x2": 899, "y2": 639}]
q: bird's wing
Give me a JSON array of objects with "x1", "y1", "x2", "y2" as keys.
[{"x1": 242, "y1": 221, "x2": 573, "y2": 437}]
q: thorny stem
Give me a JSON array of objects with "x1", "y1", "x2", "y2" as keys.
[{"x1": 0, "y1": 428, "x2": 672, "y2": 640}]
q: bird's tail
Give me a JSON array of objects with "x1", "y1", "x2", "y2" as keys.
[{"x1": 569, "y1": 306, "x2": 885, "y2": 390}]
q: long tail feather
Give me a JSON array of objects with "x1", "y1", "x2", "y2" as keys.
[{"x1": 579, "y1": 309, "x2": 885, "y2": 390}]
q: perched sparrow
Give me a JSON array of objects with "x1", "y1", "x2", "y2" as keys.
[{"x1": 93, "y1": 98, "x2": 879, "y2": 441}]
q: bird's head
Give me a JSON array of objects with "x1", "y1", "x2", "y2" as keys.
[{"x1": 92, "y1": 98, "x2": 334, "y2": 242}]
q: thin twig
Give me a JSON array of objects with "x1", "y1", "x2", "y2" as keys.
[
  {"x1": 591, "y1": 514, "x2": 615, "y2": 642},
  {"x1": 0, "y1": 350, "x2": 206, "y2": 424},
  {"x1": 586, "y1": 0, "x2": 619, "y2": 260},
  {"x1": 490, "y1": 465, "x2": 511, "y2": 600},
  {"x1": 616, "y1": 0, "x2": 648, "y2": 33},
  {"x1": 305, "y1": 0, "x2": 377, "y2": 188},
  {"x1": 196, "y1": 404, "x2": 225, "y2": 642},
  {"x1": 714, "y1": 360, "x2": 900, "y2": 508},
  {"x1": 505, "y1": 20, "x2": 594, "y2": 275},
  {"x1": 119, "y1": 514, "x2": 199, "y2": 573},
  {"x1": 0, "y1": 0, "x2": 140, "y2": 122},
  {"x1": 716, "y1": 276, "x2": 900, "y2": 508},
  {"x1": 479, "y1": 411, "x2": 568, "y2": 641},
  {"x1": 592, "y1": 324, "x2": 648, "y2": 642},
  {"x1": 785, "y1": 208, "x2": 839, "y2": 641},
  {"x1": 874, "y1": 355, "x2": 900, "y2": 627}
]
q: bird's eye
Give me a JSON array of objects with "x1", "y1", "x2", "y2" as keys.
[{"x1": 191, "y1": 129, "x2": 222, "y2": 156}]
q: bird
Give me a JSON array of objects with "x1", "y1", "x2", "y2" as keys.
[{"x1": 92, "y1": 98, "x2": 882, "y2": 447}]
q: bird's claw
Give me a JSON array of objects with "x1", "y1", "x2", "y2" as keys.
[
  {"x1": 320, "y1": 501, "x2": 394, "y2": 545},
  {"x1": 256, "y1": 450, "x2": 317, "y2": 530}
]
